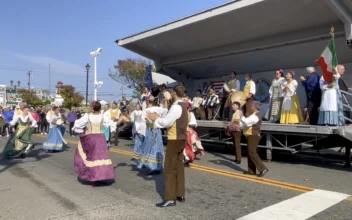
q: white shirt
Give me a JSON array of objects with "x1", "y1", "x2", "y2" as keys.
[
  {"x1": 192, "y1": 97, "x2": 204, "y2": 108},
  {"x1": 189, "y1": 112, "x2": 197, "y2": 127},
  {"x1": 131, "y1": 110, "x2": 145, "y2": 135},
  {"x1": 240, "y1": 114, "x2": 259, "y2": 127},
  {"x1": 46, "y1": 113, "x2": 62, "y2": 128},
  {"x1": 10, "y1": 114, "x2": 37, "y2": 127},
  {"x1": 154, "y1": 100, "x2": 183, "y2": 129},
  {"x1": 246, "y1": 80, "x2": 256, "y2": 95},
  {"x1": 73, "y1": 113, "x2": 116, "y2": 133}
]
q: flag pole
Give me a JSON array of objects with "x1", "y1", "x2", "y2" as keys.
[{"x1": 330, "y1": 25, "x2": 335, "y2": 38}]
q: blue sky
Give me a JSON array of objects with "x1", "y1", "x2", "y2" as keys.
[{"x1": 0, "y1": 0, "x2": 227, "y2": 101}]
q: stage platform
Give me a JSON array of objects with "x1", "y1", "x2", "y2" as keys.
[{"x1": 195, "y1": 120, "x2": 352, "y2": 163}]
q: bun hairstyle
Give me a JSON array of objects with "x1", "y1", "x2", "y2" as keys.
[
  {"x1": 289, "y1": 71, "x2": 295, "y2": 77},
  {"x1": 91, "y1": 101, "x2": 101, "y2": 112}
]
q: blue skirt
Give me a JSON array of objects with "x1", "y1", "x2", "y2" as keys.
[
  {"x1": 102, "y1": 126, "x2": 110, "y2": 148},
  {"x1": 136, "y1": 128, "x2": 164, "y2": 172},
  {"x1": 43, "y1": 126, "x2": 66, "y2": 151},
  {"x1": 132, "y1": 133, "x2": 145, "y2": 162}
]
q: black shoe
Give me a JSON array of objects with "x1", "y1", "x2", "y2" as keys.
[
  {"x1": 257, "y1": 169, "x2": 269, "y2": 177},
  {"x1": 156, "y1": 200, "x2": 176, "y2": 207},
  {"x1": 176, "y1": 197, "x2": 185, "y2": 202},
  {"x1": 243, "y1": 171, "x2": 256, "y2": 175}
]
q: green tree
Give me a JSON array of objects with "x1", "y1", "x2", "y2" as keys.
[
  {"x1": 59, "y1": 85, "x2": 84, "y2": 109},
  {"x1": 17, "y1": 89, "x2": 43, "y2": 107},
  {"x1": 109, "y1": 58, "x2": 153, "y2": 92}
]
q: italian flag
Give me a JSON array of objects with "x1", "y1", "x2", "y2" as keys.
[{"x1": 316, "y1": 38, "x2": 338, "y2": 83}]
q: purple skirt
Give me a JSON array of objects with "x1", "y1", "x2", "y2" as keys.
[{"x1": 74, "y1": 133, "x2": 115, "y2": 182}]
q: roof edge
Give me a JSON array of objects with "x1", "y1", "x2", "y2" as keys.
[{"x1": 116, "y1": 0, "x2": 264, "y2": 45}]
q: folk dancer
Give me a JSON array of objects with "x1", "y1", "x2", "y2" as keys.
[
  {"x1": 43, "y1": 106, "x2": 67, "y2": 152},
  {"x1": 110, "y1": 102, "x2": 120, "y2": 146},
  {"x1": 318, "y1": 68, "x2": 344, "y2": 126},
  {"x1": 220, "y1": 71, "x2": 240, "y2": 121},
  {"x1": 147, "y1": 85, "x2": 188, "y2": 208},
  {"x1": 140, "y1": 87, "x2": 151, "y2": 110},
  {"x1": 267, "y1": 69, "x2": 285, "y2": 123},
  {"x1": 130, "y1": 103, "x2": 146, "y2": 160},
  {"x1": 203, "y1": 88, "x2": 219, "y2": 120},
  {"x1": 184, "y1": 102, "x2": 204, "y2": 166},
  {"x1": 13, "y1": 102, "x2": 26, "y2": 132},
  {"x1": 134, "y1": 96, "x2": 167, "y2": 174},
  {"x1": 280, "y1": 71, "x2": 303, "y2": 124},
  {"x1": 102, "y1": 103, "x2": 112, "y2": 148},
  {"x1": 72, "y1": 101, "x2": 116, "y2": 184},
  {"x1": 192, "y1": 89, "x2": 204, "y2": 120},
  {"x1": 300, "y1": 67, "x2": 321, "y2": 125},
  {"x1": 243, "y1": 74, "x2": 256, "y2": 117},
  {"x1": 225, "y1": 101, "x2": 243, "y2": 164},
  {"x1": 2, "y1": 106, "x2": 37, "y2": 159},
  {"x1": 241, "y1": 101, "x2": 269, "y2": 177}
]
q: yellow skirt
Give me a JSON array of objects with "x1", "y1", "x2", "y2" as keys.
[{"x1": 280, "y1": 94, "x2": 303, "y2": 124}]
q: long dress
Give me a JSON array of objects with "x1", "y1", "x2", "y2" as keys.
[
  {"x1": 73, "y1": 113, "x2": 116, "y2": 182},
  {"x1": 318, "y1": 74, "x2": 345, "y2": 126},
  {"x1": 280, "y1": 79, "x2": 303, "y2": 124},
  {"x1": 130, "y1": 110, "x2": 146, "y2": 161},
  {"x1": 2, "y1": 115, "x2": 36, "y2": 159},
  {"x1": 43, "y1": 113, "x2": 66, "y2": 151},
  {"x1": 267, "y1": 77, "x2": 285, "y2": 123},
  {"x1": 184, "y1": 112, "x2": 204, "y2": 164},
  {"x1": 135, "y1": 106, "x2": 168, "y2": 173}
]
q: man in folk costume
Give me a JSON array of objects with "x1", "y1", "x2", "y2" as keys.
[
  {"x1": 203, "y1": 88, "x2": 219, "y2": 120},
  {"x1": 110, "y1": 102, "x2": 121, "y2": 146},
  {"x1": 191, "y1": 89, "x2": 204, "y2": 119},
  {"x1": 241, "y1": 101, "x2": 269, "y2": 177},
  {"x1": 243, "y1": 73, "x2": 256, "y2": 117},
  {"x1": 225, "y1": 101, "x2": 243, "y2": 164},
  {"x1": 147, "y1": 85, "x2": 188, "y2": 208},
  {"x1": 300, "y1": 67, "x2": 321, "y2": 125},
  {"x1": 202, "y1": 81, "x2": 213, "y2": 98},
  {"x1": 220, "y1": 71, "x2": 240, "y2": 121}
]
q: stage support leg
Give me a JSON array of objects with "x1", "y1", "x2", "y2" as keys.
[
  {"x1": 266, "y1": 134, "x2": 272, "y2": 162},
  {"x1": 344, "y1": 146, "x2": 351, "y2": 168}
]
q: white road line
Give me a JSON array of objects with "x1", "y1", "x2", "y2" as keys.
[{"x1": 237, "y1": 189, "x2": 349, "y2": 220}]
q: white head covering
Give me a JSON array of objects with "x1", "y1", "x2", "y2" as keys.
[{"x1": 99, "y1": 100, "x2": 108, "y2": 105}]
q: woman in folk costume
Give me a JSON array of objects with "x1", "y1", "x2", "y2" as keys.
[
  {"x1": 72, "y1": 101, "x2": 116, "y2": 183},
  {"x1": 243, "y1": 74, "x2": 256, "y2": 117},
  {"x1": 101, "y1": 102, "x2": 112, "y2": 148},
  {"x1": 267, "y1": 69, "x2": 285, "y2": 123},
  {"x1": 131, "y1": 103, "x2": 147, "y2": 162},
  {"x1": 280, "y1": 71, "x2": 304, "y2": 124},
  {"x1": 225, "y1": 101, "x2": 243, "y2": 164},
  {"x1": 43, "y1": 107, "x2": 67, "y2": 151},
  {"x1": 2, "y1": 106, "x2": 37, "y2": 159},
  {"x1": 318, "y1": 68, "x2": 344, "y2": 126},
  {"x1": 130, "y1": 103, "x2": 145, "y2": 154},
  {"x1": 183, "y1": 102, "x2": 204, "y2": 166},
  {"x1": 110, "y1": 102, "x2": 120, "y2": 146},
  {"x1": 140, "y1": 87, "x2": 151, "y2": 110},
  {"x1": 135, "y1": 96, "x2": 168, "y2": 174}
]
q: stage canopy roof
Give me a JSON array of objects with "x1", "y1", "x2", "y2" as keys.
[{"x1": 116, "y1": 0, "x2": 352, "y2": 80}]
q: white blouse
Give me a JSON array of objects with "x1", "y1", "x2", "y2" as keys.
[
  {"x1": 10, "y1": 114, "x2": 37, "y2": 127},
  {"x1": 189, "y1": 112, "x2": 197, "y2": 127},
  {"x1": 282, "y1": 79, "x2": 298, "y2": 111},
  {"x1": 72, "y1": 113, "x2": 116, "y2": 134},
  {"x1": 46, "y1": 113, "x2": 62, "y2": 128},
  {"x1": 131, "y1": 110, "x2": 146, "y2": 135}
]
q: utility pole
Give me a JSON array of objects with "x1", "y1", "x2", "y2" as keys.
[{"x1": 28, "y1": 70, "x2": 32, "y2": 91}]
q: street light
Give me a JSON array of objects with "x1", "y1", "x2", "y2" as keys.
[
  {"x1": 10, "y1": 80, "x2": 21, "y2": 92},
  {"x1": 90, "y1": 48, "x2": 103, "y2": 101},
  {"x1": 85, "y1": 63, "x2": 90, "y2": 107}
]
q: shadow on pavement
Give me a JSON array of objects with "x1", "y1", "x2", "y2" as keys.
[{"x1": 0, "y1": 143, "x2": 52, "y2": 174}]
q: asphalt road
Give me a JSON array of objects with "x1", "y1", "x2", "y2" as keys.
[{"x1": 0, "y1": 134, "x2": 351, "y2": 220}]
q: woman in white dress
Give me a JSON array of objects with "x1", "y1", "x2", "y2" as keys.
[
  {"x1": 43, "y1": 107, "x2": 67, "y2": 152},
  {"x1": 140, "y1": 87, "x2": 151, "y2": 110},
  {"x1": 130, "y1": 103, "x2": 146, "y2": 160},
  {"x1": 280, "y1": 71, "x2": 303, "y2": 124},
  {"x1": 267, "y1": 69, "x2": 285, "y2": 123},
  {"x1": 318, "y1": 71, "x2": 344, "y2": 126}
]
